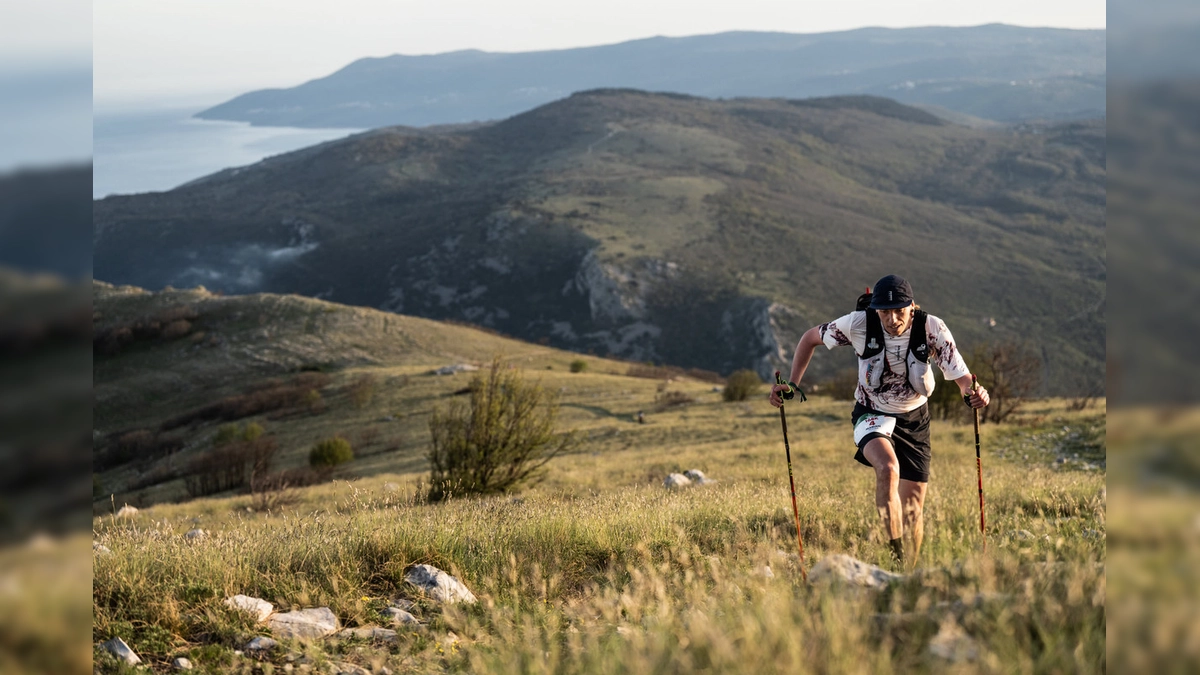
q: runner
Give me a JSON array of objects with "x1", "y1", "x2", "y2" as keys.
[{"x1": 768, "y1": 274, "x2": 990, "y2": 566}]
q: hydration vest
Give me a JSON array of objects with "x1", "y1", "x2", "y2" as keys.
[{"x1": 853, "y1": 291, "x2": 936, "y2": 397}]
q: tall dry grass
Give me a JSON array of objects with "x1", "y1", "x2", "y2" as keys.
[{"x1": 94, "y1": 399, "x2": 1106, "y2": 673}]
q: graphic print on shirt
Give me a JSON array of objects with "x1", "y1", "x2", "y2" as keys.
[{"x1": 819, "y1": 322, "x2": 852, "y2": 348}]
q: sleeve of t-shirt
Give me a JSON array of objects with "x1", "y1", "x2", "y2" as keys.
[
  {"x1": 927, "y1": 315, "x2": 970, "y2": 381},
  {"x1": 818, "y1": 312, "x2": 865, "y2": 353}
]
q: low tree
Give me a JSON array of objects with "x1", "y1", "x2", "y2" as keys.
[
  {"x1": 971, "y1": 341, "x2": 1043, "y2": 424},
  {"x1": 722, "y1": 369, "x2": 763, "y2": 402},
  {"x1": 427, "y1": 357, "x2": 576, "y2": 501}
]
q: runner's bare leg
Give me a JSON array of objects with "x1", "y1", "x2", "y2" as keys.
[
  {"x1": 863, "y1": 437, "x2": 903, "y2": 542},
  {"x1": 899, "y1": 479, "x2": 928, "y2": 567}
]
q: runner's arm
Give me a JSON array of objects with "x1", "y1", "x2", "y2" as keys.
[
  {"x1": 769, "y1": 327, "x2": 823, "y2": 407},
  {"x1": 953, "y1": 374, "x2": 991, "y2": 408}
]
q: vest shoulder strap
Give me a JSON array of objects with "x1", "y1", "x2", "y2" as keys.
[
  {"x1": 859, "y1": 309, "x2": 928, "y2": 360},
  {"x1": 861, "y1": 310, "x2": 884, "y2": 358},
  {"x1": 908, "y1": 310, "x2": 929, "y2": 363}
]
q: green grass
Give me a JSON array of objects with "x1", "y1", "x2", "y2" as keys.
[{"x1": 94, "y1": 393, "x2": 1106, "y2": 673}]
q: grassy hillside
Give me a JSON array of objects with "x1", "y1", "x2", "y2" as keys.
[
  {"x1": 95, "y1": 91, "x2": 1104, "y2": 395},
  {"x1": 93, "y1": 379, "x2": 1106, "y2": 673},
  {"x1": 92, "y1": 279, "x2": 1112, "y2": 674}
]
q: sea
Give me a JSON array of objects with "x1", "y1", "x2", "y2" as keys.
[{"x1": 92, "y1": 107, "x2": 362, "y2": 199}]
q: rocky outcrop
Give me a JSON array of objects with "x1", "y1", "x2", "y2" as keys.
[
  {"x1": 101, "y1": 637, "x2": 141, "y2": 666},
  {"x1": 268, "y1": 607, "x2": 341, "y2": 640},
  {"x1": 225, "y1": 595, "x2": 275, "y2": 623},
  {"x1": 809, "y1": 554, "x2": 903, "y2": 590},
  {"x1": 405, "y1": 564, "x2": 477, "y2": 604}
]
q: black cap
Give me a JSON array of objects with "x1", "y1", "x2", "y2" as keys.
[{"x1": 868, "y1": 275, "x2": 914, "y2": 310}]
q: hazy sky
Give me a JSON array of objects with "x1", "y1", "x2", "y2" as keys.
[{"x1": 94, "y1": 0, "x2": 1105, "y2": 109}]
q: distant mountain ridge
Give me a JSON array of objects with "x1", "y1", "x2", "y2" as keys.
[
  {"x1": 96, "y1": 91, "x2": 1105, "y2": 393},
  {"x1": 197, "y1": 25, "x2": 1105, "y2": 129}
]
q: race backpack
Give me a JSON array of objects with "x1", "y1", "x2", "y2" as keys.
[{"x1": 853, "y1": 290, "x2": 936, "y2": 396}]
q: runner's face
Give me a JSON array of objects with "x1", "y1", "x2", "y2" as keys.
[{"x1": 876, "y1": 306, "x2": 913, "y2": 337}]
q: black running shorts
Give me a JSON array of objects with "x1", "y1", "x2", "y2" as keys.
[{"x1": 850, "y1": 402, "x2": 932, "y2": 483}]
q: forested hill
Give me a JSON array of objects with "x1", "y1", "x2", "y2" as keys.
[{"x1": 94, "y1": 91, "x2": 1105, "y2": 392}]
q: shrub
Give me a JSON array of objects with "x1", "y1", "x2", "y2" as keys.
[
  {"x1": 213, "y1": 422, "x2": 263, "y2": 446},
  {"x1": 95, "y1": 429, "x2": 184, "y2": 471},
  {"x1": 347, "y1": 374, "x2": 377, "y2": 408},
  {"x1": 160, "y1": 374, "x2": 332, "y2": 430},
  {"x1": 212, "y1": 424, "x2": 241, "y2": 447},
  {"x1": 309, "y1": 437, "x2": 354, "y2": 468},
  {"x1": 819, "y1": 368, "x2": 859, "y2": 402},
  {"x1": 427, "y1": 357, "x2": 576, "y2": 501},
  {"x1": 722, "y1": 370, "x2": 763, "y2": 402},
  {"x1": 569, "y1": 359, "x2": 589, "y2": 373},
  {"x1": 654, "y1": 390, "x2": 695, "y2": 411},
  {"x1": 184, "y1": 445, "x2": 252, "y2": 497},
  {"x1": 971, "y1": 341, "x2": 1042, "y2": 424}
]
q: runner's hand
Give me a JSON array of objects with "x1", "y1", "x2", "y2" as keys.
[
  {"x1": 964, "y1": 385, "x2": 990, "y2": 409},
  {"x1": 769, "y1": 384, "x2": 789, "y2": 408}
]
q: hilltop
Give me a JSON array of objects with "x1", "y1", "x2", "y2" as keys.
[
  {"x1": 92, "y1": 281, "x2": 726, "y2": 508},
  {"x1": 94, "y1": 91, "x2": 1105, "y2": 392},
  {"x1": 195, "y1": 25, "x2": 1105, "y2": 128}
]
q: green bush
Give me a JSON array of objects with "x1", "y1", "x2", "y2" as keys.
[
  {"x1": 722, "y1": 370, "x2": 764, "y2": 402},
  {"x1": 241, "y1": 422, "x2": 264, "y2": 442},
  {"x1": 213, "y1": 422, "x2": 264, "y2": 446},
  {"x1": 309, "y1": 437, "x2": 354, "y2": 468},
  {"x1": 569, "y1": 359, "x2": 589, "y2": 373},
  {"x1": 212, "y1": 424, "x2": 241, "y2": 447},
  {"x1": 427, "y1": 357, "x2": 577, "y2": 501}
]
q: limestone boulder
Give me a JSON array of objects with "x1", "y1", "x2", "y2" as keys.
[
  {"x1": 268, "y1": 607, "x2": 341, "y2": 640},
  {"x1": 405, "y1": 564, "x2": 477, "y2": 604},
  {"x1": 809, "y1": 554, "x2": 903, "y2": 590},
  {"x1": 382, "y1": 607, "x2": 420, "y2": 625},
  {"x1": 337, "y1": 626, "x2": 398, "y2": 643},
  {"x1": 663, "y1": 473, "x2": 692, "y2": 489},
  {"x1": 224, "y1": 595, "x2": 275, "y2": 623},
  {"x1": 101, "y1": 637, "x2": 141, "y2": 666}
]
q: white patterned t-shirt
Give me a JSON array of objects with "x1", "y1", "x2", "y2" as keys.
[{"x1": 818, "y1": 311, "x2": 970, "y2": 413}]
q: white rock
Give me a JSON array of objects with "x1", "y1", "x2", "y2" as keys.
[
  {"x1": 116, "y1": 505, "x2": 139, "y2": 518},
  {"x1": 269, "y1": 607, "x2": 341, "y2": 640},
  {"x1": 224, "y1": 595, "x2": 275, "y2": 623},
  {"x1": 683, "y1": 469, "x2": 715, "y2": 485},
  {"x1": 663, "y1": 473, "x2": 692, "y2": 489},
  {"x1": 245, "y1": 636, "x2": 278, "y2": 652},
  {"x1": 172, "y1": 656, "x2": 193, "y2": 670},
  {"x1": 405, "y1": 564, "x2": 477, "y2": 604},
  {"x1": 928, "y1": 616, "x2": 981, "y2": 662},
  {"x1": 382, "y1": 607, "x2": 420, "y2": 625},
  {"x1": 383, "y1": 482, "x2": 400, "y2": 492},
  {"x1": 432, "y1": 364, "x2": 478, "y2": 375},
  {"x1": 337, "y1": 626, "x2": 398, "y2": 643},
  {"x1": 808, "y1": 554, "x2": 903, "y2": 590},
  {"x1": 755, "y1": 564, "x2": 775, "y2": 579},
  {"x1": 93, "y1": 541, "x2": 112, "y2": 556},
  {"x1": 184, "y1": 528, "x2": 207, "y2": 541},
  {"x1": 101, "y1": 637, "x2": 141, "y2": 665}
]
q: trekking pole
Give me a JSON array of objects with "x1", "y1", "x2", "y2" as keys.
[
  {"x1": 775, "y1": 371, "x2": 808, "y2": 581},
  {"x1": 971, "y1": 374, "x2": 986, "y2": 552}
]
